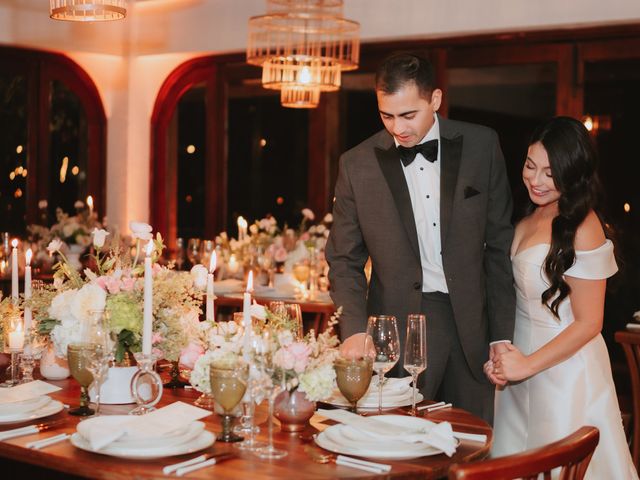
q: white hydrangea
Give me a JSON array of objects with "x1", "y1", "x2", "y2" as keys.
[{"x1": 297, "y1": 364, "x2": 336, "y2": 402}]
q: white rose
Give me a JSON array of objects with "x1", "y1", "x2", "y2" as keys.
[
  {"x1": 129, "y1": 221, "x2": 153, "y2": 241},
  {"x1": 48, "y1": 289, "x2": 78, "y2": 323},
  {"x1": 47, "y1": 238, "x2": 64, "y2": 254},
  {"x1": 302, "y1": 208, "x2": 315, "y2": 221},
  {"x1": 70, "y1": 284, "x2": 107, "y2": 324},
  {"x1": 190, "y1": 264, "x2": 208, "y2": 290},
  {"x1": 92, "y1": 228, "x2": 109, "y2": 248}
]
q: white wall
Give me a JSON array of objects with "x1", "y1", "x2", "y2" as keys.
[{"x1": 1, "y1": 0, "x2": 640, "y2": 232}]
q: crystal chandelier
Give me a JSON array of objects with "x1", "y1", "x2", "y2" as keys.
[
  {"x1": 247, "y1": 0, "x2": 360, "y2": 108},
  {"x1": 50, "y1": 0, "x2": 127, "y2": 22}
]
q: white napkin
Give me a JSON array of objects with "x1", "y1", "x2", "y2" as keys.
[
  {"x1": 0, "y1": 380, "x2": 61, "y2": 405},
  {"x1": 213, "y1": 279, "x2": 244, "y2": 294},
  {"x1": 83, "y1": 401, "x2": 212, "y2": 451},
  {"x1": 317, "y1": 408, "x2": 457, "y2": 457},
  {"x1": 357, "y1": 376, "x2": 413, "y2": 403}
]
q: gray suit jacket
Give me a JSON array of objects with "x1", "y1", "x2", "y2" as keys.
[{"x1": 325, "y1": 115, "x2": 516, "y2": 381}]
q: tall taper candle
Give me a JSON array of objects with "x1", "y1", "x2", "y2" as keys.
[
  {"x1": 86, "y1": 195, "x2": 94, "y2": 218},
  {"x1": 242, "y1": 270, "x2": 253, "y2": 360},
  {"x1": 11, "y1": 239, "x2": 18, "y2": 303},
  {"x1": 142, "y1": 240, "x2": 154, "y2": 355},
  {"x1": 206, "y1": 251, "x2": 217, "y2": 322},
  {"x1": 24, "y1": 248, "x2": 33, "y2": 332}
]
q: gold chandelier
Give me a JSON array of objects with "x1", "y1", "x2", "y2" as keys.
[
  {"x1": 50, "y1": 0, "x2": 127, "y2": 22},
  {"x1": 247, "y1": 0, "x2": 360, "y2": 108}
]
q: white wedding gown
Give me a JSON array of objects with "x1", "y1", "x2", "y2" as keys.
[{"x1": 492, "y1": 240, "x2": 638, "y2": 479}]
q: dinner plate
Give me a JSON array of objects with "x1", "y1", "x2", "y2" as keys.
[
  {"x1": 316, "y1": 425, "x2": 442, "y2": 460},
  {"x1": 0, "y1": 396, "x2": 52, "y2": 416},
  {"x1": 70, "y1": 430, "x2": 215, "y2": 459},
  {"x1": 325, "y1": 391, "x2": 423, "y2": 411},
  {"x1": 76, "y1": 416, "x2": 203, "y2": 449},
  {"x1": 0, "y1": 400, "x2": 64, "y2": 425}
]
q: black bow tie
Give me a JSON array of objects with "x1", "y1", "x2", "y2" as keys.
[{"x1": 397, "y1": 139, "x2": 439, "y2": 166}]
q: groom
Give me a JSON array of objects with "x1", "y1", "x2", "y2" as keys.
[{"x1": 325, "y1": 53, "x2": 515, "y2": 423}]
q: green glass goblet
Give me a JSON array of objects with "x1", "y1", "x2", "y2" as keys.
[
  {"x1": 209, "y1": 363, "x2": 248, "y2": 442},
  {"x1": 334, "y1": 356, "x2": 373, "y2": 413},
  {"x1": 67, "y1": 343, "x2": 96, "y2": 416}
]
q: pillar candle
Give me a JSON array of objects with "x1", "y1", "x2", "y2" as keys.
[
  {"x1": 242, "y1": 270, "x2": 253, "y2": 360},
  {"x1": 142, "y1": 240, "x2": 154, "y2": 355},
  {"x1": 11, "y1": 239, "x2": 18, "y2": 302},
  {"x1": 206, "y1": 251, "x2": 217, "y2": 322},
  {"x1": 9, "y1": 322, "x2": 24, "y2": 350}
]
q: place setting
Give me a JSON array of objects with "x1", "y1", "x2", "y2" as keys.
[{"x1": 0, "y1": 380, "x2": 64, "y2": 427}]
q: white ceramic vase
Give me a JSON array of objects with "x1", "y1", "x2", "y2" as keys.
[
  {"x1": 89, "y1": 366, "x2": 138, "y2": 404},
  {"x1": 39, "y1": 343, "x2": 70, "y2": 380}
]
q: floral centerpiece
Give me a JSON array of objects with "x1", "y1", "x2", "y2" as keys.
[
  {"x1": 29, "y1": 223, "x2": 204, "y2": 366},
  {"x1": 0, "y1": 297, "x2": 21, "y2": 351}
]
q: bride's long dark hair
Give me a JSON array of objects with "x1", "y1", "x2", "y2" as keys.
[{"x1": 527, "y1": 117, "x2": 604, "y2": 318}]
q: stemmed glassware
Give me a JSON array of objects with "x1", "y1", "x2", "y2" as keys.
[
  {"x1": 84, "y1": 309, "x2": 114, "y2": 416},
  {"x1": 254, "y1": 333, "x2": 287, "y2": 460},
  {"x1": 174, "y1": 237, "x2": 186, "y2": 271},
  {"x1": 186, "y1": 238, "x2": 201, "y2": 267},
  {"x1": 403, "y1": 314, "x2": 427, "y2": 416},
  {"x1": 209, "y1": 359, "x2": 249, "y2": 442},
  {"x1": 366, "y1": 315, "x2": 400, "y2": 414},
  {"x1": 268, "y1": 302, "x2": 303, "y2": 339},
  {"x1": 67, "y1": 342, "x2": 96, "y2": 416},
  {"x1": 334, "y1": 354, "x2": 373, "y2": 413}
]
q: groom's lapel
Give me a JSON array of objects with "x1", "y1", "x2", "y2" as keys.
[
  {"x1": 375, "y1": 139, "x2": 420, "y2": 261},
  {"x1": 439, "y1": 118, "x2": 463, "y2": 247}
]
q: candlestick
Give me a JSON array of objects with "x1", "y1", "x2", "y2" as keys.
[
  {"x1": 24, "y1": 249, "x2": 32, "y2": 332},
  {"x1": 11, "y1": 239, "x2": 18, "y2": 303},
  {"x1": 206, "y1": 252, "x2": 217, "y2": 322},
  {"x1": 86, "y1": 195, "x2": 94, "y2": 217},
  {"x1": 142, "y1": 240, "x2": 154, "y2": 355},
  {"x1": 242, "y1": 271, "x2": 253, "y2": 360}
]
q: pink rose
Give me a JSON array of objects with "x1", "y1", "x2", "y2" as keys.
[
  {"x1": 105, "y1": 276, "x2": 121, "y2": 294},
  {"x1": 179, "y1": 342, "x2": 205, "y2": 370},
  {"x1": 95, "y1": 276, "x2": 109, "y2": 291},
  {"x1": 120, "y1": 277, "x2": 136, "y2": 292},
  {"x1": 287, "y1": 342, "x2": 312, "y2": 373}
]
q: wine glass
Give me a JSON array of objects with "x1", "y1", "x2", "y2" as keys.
[
  {"x1": 186, "y1": 238, "x2": 201, "y2": 267},
  {"x1": 268, "y1": 301, "x2": 303, "y2": 339},
  {"x1": 254, "y1": 334, "x2": 288, "y2": 460},
  {"x1": 84, "y1": 310, "x2": 114, "y2": 416},
  {"x1": 334, "y1": 355, "x2": 373, "y2": 413},
  {"x1": 366, "y1": 315, "x2": 400, "y2": 414},
  {"x1": 209, "y1": 360, "x2": 249, "y2": 442},
  {"x1": 67, "y1": 342, "x2": 96, "y2": 416},
  {"x1": 403, "y1": 314, "x2": 427, "y2": 416},
  {"x1": 175, "y1": 237, "x2": 186, "y2": 270}
]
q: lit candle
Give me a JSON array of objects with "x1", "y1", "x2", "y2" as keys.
[
  {"x1": 242, "y1": 271, "x2": 253, "y2": 360},
  {"x1": 237, "y1": 216, "x2": 248, "y2": 241},
  {"x1": 142, "y1": 240, "x2": 154, "y2": 355},
  {"x1": 206, "y1": 251, "x2": 217, "y2": 322},
  {"x1": 8, "y1": 321, "x2": 24, "y2": 351},
  {"x1": 86, "y1": 195, "x2": 94, "y2": 217},
  {"x1": 11, "y1": 239, "x2": 18, "y2": 303},
  {"x1": 24, "y1": 249, "x2": 32, "y2": 333}
]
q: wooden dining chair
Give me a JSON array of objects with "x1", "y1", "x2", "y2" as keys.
[
  {"x1": 615, "y1": 329, "x2": 640, "y2": 470},
  {"x1": 448, "y1": 426, "x2": 599, "y2": 480}
]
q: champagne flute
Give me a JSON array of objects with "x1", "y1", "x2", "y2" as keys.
[
  {"x1": 334, "y1": 355, "x2": 373, "y2": 413},
  {"x1": 366, "y1": 315, "x2": 400, "y2": 414},
  {"x1": 403, "y1": 314, "x2": 427, "y2": 416},
  {"x1": 268, "y1": 301, "x2": 303, "y2": 339},
  {"x1": 209, "y1": 360, "x2": 249, "y2": 442}
]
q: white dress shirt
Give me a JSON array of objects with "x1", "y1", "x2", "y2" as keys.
[{"x1": 397, "y1": 114, "x2": 448, "y2": 293}]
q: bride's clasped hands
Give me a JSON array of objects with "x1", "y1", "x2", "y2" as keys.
[{"x1": 484, "y1": 343, "x2": 534, "y2": 384}]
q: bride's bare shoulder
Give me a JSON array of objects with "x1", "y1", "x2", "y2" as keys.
[{"x1": 574, "y1": 210, "x2": 606, "y2": 251}]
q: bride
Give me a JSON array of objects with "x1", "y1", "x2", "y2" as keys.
[{"x1": 487, "y1": 116, "x2": 637, "y2": 478}]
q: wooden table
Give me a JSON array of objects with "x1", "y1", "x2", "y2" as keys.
[
  {"x1": 0, "y1": 379, "x2": 492, "y2": 479},
  {"x1": 216, "y1": 293, "x2": 336, "y2": 335}
]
